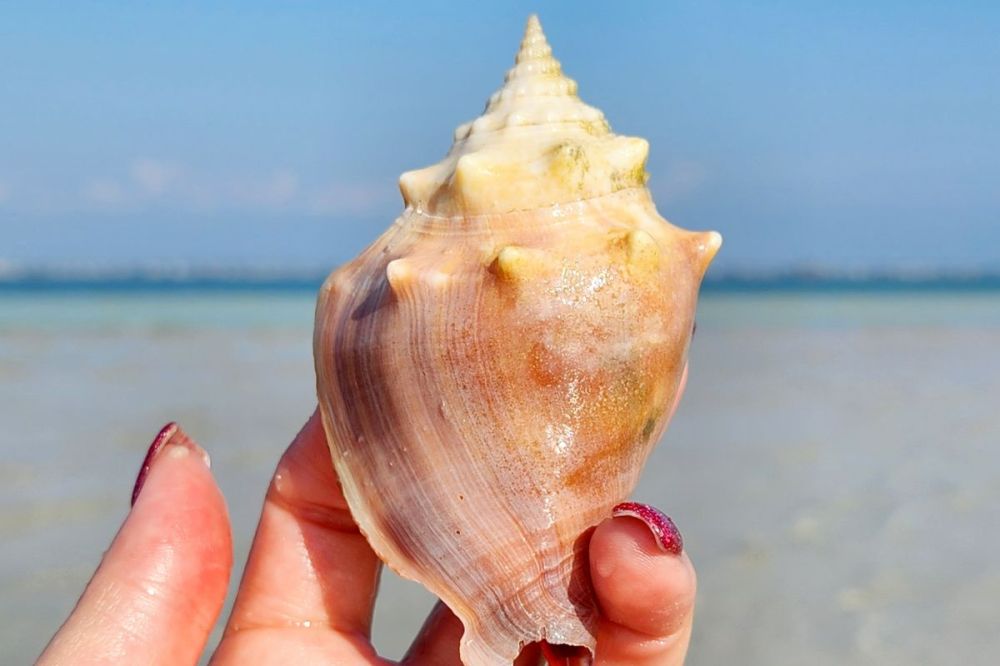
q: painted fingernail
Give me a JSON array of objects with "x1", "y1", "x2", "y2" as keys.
[
  {"x1": 130, "y1": 422, "x2": 210, "y2": 506},
  {"x1": 612, "y1": 501, "x2": 683, "y2": 555}
]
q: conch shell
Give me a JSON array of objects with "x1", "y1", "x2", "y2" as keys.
[{"x1": 314, "y1": 15, "x2": 720, "y2": 664}]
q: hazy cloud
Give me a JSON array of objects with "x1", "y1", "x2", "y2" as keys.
[
  {"x1": 241, "y1": 170, "x2": 300, "y2": 207},
  {"x1": 82, "y1": 179, "x2": 128, "y2": 206},
  {"x1": 657, "y1": 160, "x2": 708, "y2": 201},
  {"x1": 261, "y1": 170, "x2": 300, "y2": 206},
  {"x1": 308, "y1": 181, "x2": 395, "y2": 216},
  {"x1": 9, "y1": 160, "x2": 393, "y2": 217},
  {"x1": 182, "y1": 169, "x2": 302, "y2": 211},
  {"x1": 131, "y1": 158, "x2": 180, "y2": 197}
]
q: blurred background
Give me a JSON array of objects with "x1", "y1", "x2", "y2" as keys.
[{"x1": 2, "y1": 1, "x2": 998, "y2": 664}]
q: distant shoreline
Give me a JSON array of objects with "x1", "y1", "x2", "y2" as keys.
[
  {"x1": 701, "y1": 272, "x2": 1000, "y2": 293},
  {"x1": 2, "y1": 270, "x2": 1000, "y2": 293}
]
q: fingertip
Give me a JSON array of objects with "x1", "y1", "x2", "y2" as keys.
[
  {"x1": 115, "y1": 427, "x2": 233, "y2": 633},
  {"x1": 129, "y1": 427, "x2": 233, "y2": 585},
  {"x1": 41, "y1": 427, "x2": 232, "y2": 665},
  {"x1": 268, "y1": 408, "x2": 344, "y2": 512},
  {"x1": 590, "y1": 510, "x2": 696, "y2": 639}
]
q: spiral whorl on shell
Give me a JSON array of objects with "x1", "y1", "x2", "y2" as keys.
[
  {"x1": 314, "y1": 15, "x2": 720, "y2": 665},
  {"x1": 399, "y1": 14, "x2": 651, "y2": 217}
]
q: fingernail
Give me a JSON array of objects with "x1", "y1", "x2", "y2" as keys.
[
  {"x1": 130, "y1": 422, "x2": 210, "y2": 506},
  {"x1": 612, "y1": 501, "x2": 683, "y2": 555}
]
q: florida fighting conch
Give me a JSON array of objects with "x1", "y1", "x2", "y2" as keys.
[{"x1": 313, "y1": 15, "x2": 720, "y2": 665}]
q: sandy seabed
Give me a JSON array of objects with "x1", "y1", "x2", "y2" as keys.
[{"x1": 1, "y1": 291, "x2": 998, "y2": 664}]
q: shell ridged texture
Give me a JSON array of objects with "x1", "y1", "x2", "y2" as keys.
[
  {"x1": 398, "y1": 15, "x2": 650, "y2": 217},
  {"x1": 315, "y1": 15, "x2": 720, "y2": 665}
]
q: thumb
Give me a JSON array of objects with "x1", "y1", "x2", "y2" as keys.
[{"x1": 39, "y1": 423, "x2": 233, "y2": 665}]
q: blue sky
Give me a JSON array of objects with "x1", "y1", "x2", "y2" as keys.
[{"x1": 1, "y1": 1, "x2": 997, "y2": 271}]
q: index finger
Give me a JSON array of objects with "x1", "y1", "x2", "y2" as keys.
[{"x1": 41, "y1": 425, "x2": 232, "y2": 665}]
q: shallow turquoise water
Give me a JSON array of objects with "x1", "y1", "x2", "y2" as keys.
[
  {"x1": 3, "y1": 290, "x2": 1000, "y2": 331},
  {"x1": 0, "y1": 292, "x2": 318, "y2": 331},
  {"x1": 2, "y1": 290, "x2": 998, "y2": 664}
]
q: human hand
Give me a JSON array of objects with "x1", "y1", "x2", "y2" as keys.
[{"x1": 39, "y1": 412, "x2": 696, "y2": 665}]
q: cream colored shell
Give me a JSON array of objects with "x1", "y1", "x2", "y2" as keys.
[
  {"x1": 315, "y1": 15, "x2": 720, "y2": 665},
  {"x1": 399, "y1": 14, "x2": 650, "y2": 217}
]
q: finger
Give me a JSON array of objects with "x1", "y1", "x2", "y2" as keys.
[
  {"x1": 402, "y1": 601, "x2": 463, "y2": 665},
  {"x1": 40, "y1": 424, "x2": 232, "y2": 665},
  {"x1": 403, "y1": 600, "x2": 544, "y2": 666},
  {"x1": 215, "y1": 410, "x2": 384, "y2": 664},
  {"x1": 667, "y1": 363, "x2": 688, "y2": 422},
  {"x1": 589, "y1": 504, "x2": 696, "y2": 666}
]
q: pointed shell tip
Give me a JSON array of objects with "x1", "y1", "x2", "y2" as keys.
[
  {"x1": 694, "y1": 231, "x2": 723, "y2": 275},
  {"x1": 705, "y1": 230, "x2": 723, "y2": 255},
  {"x1": 516, "y1": 14, "x2": 551, "y2": 64},
  {"x1": 525, "y1": 14, "x2": 542, "y2": 35},
  {"x1": 385, "y1": 258, "x2": 413, "y2": 291},
  {"x1": 492, "y1": 245, "x2": 551, "y2": 282},
  {"x1": 625, "y1": 229, "x2": 660, "y2": 271}
]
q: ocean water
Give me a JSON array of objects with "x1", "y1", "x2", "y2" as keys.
[{"x1": 2, "y1": 289, "x2": 999, "y2": 664}]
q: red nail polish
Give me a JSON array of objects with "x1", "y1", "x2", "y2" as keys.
[
  {"x1": 612, "y1": 501, "x2": 683, "y2": 555},
  {"x1": 130, "y1": 422, "x2": 178, "y2": 506}
]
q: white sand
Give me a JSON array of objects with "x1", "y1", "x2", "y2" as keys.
[{"x1": 2, "y1": 292, "x2": 998, "y2": 664}]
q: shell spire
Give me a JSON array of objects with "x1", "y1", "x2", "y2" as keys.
[
  {"x1": 399, "y1": 15, "x2": 650, "y2": 217},
  {"x1": 517, "y1": 14, "x2": 549, "y2": 60},
  {"x1": 500, "y1": 14, "x2": 577, "y2": 106}
]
